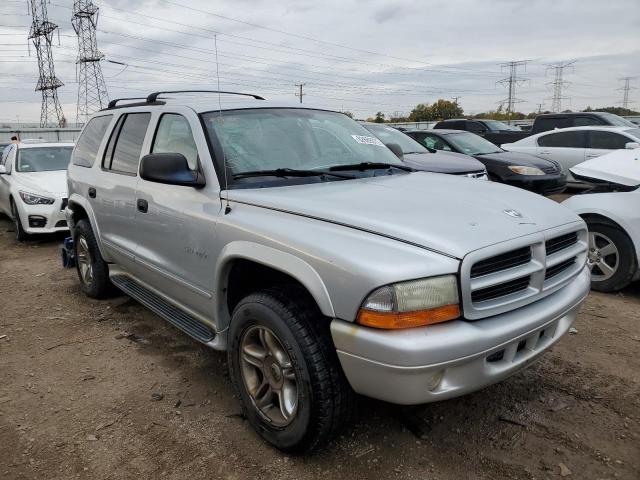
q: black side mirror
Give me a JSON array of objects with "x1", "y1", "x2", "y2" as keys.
[
  {"x1": 140, "y1": 153, "x2": 205, "y2": 187},
  {"x1": 385, "y1": 142, "x2": 404, "y2": 160}
]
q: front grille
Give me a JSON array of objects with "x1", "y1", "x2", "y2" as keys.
[
  {"x1": 545, "y1": 258, "x2": 575, "y2": 279},
  {"x1": 472, "y1": 276, "x2": 530, "y2": 303},
  {"x1": 546, "y1": 232, "x2": 577, "y2": 256},
  {"x1": 470, "y1": 246, "x2": 531, "y2": 278},
  {"x1": 462, "y1": 227, "x2": 588, "y2": 320},
  {"x1": 60, "y1": 198, "x2": 68, "y2": 211}
]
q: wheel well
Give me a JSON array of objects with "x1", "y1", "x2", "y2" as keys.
[
  {"x1": 68, "y1": 201, "x2": 89, "y2": 225},
  {"x1": 580, "y1": 213, "x2": 625, "y2": 231},
  {"x1": 225, "y1": 259, "x2": 316, "y2": 316}
]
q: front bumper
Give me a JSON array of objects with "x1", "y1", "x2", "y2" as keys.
[
  {"x1": 331, "y1": 266, "x2": 590, "y2": 405},
  {"x1": 18, "y1": 197, "x2": 69, "y2": 234},
  {"x1": 503, "y1": 172, "x2": 567, "y2": 196}
]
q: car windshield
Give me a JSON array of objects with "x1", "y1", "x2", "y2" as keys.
[
  {"x1": 623, "y1": 128, "x2": 640, "y2": 140},
  {"x1": 201, "y1": 108, "x2": 404, "y2": 177},
  {"x1": 16, "y1": 146, "x2": 73, "y2": 172},
  {"x1": 446, "y1": 132, "x2": 503, "y2": 155},
  {"x1": 598, "y1": 113, "x2": 636, "y2": 127},
  {"x1": 482, "y1": 120, "x2": 520, "y2": 131},
  {"x1": 361, "y1": 123, "x2": 428, "y2": 154}
]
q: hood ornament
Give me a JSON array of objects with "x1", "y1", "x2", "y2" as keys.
[{"x1": 503, "y1": 209, "x2": 523, "y2": 218}]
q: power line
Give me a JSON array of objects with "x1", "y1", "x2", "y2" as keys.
[
  {"x1": 545, "y1": 60, "x2": 575, "y2": 112},
  {"x1": 496, "y1": 60, "x2": 529, "y2": 116},
  {"x1": 617, "y1": 76, "x2": 637, "y2": 109}
]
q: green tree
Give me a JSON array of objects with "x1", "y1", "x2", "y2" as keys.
[
  {"x1": 374, "y1": 111, "x2": 385, "y2": 123},
  {"x1": 429, "y1": 99, "x2": 463, "y2": 120}
]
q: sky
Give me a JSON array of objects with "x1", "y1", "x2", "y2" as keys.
[{"x1": 1, "y1": 0, "x2": 639, "y2": 124}]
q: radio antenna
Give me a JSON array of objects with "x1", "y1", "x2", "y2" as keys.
[{"x1": 214, "y1": 34, "x2": 231, "y2": 214}]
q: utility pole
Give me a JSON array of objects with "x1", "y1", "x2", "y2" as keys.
[
  {"x1": 72, "y1": 0, "x2": 109, "y2": 125},
  {"x1": 545, "y1": 60, "x2": 575, "y2": 113},
  {"x1": 295, "y1": 83, "x2": 305, "y2": 103},
  {"x1": 451, "y1": 96, "x2": 461, "y2": 106},
  {"x1": 497, "y1": 60, "x2": 529, "y2": 119},
  {"x1": 28, "y1": 0, "x2": 66, "y2": 127},
  {"x1": 536, "y1": 103, "x2": 544, "y2": 114},
  {"x1": 618, "y1": 77, "x2": 637, "y2": 110}
]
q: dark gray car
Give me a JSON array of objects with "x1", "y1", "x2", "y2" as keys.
[{"x1": 362, "y1": 123, "x2": 488, "y2": 179}]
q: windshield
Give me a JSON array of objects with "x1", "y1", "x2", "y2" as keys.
[
  {"x1": 201, "y1": 109, "x2": 404, "y2": 178},
  {"x1": 446, "y1": 132, "x2": 503, "y2": 155},
  {"x1": 16, "y1": 146, "x2": 73, "y2": 172},
  {"x1": 599, "y1": 112, "x2": 636, "y2": 127},
  {"x1": 482, "y1": 120, "x2": 520, "y2": 131},
  {"x1": 361, "y1": 124, "x2": 428, "y2": 154}
]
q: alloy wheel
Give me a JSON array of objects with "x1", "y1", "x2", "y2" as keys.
[
  {"x1": 239, "y1": 325, "x2": 298, "y2": 427},
  {"x1": 588, "y1": 231, "x2": 619, "y2": 282},
  {"x1": 76, "y1": 236, "x2": 94, "y2": 287}
]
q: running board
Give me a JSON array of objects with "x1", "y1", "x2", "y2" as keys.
[{"x1": 110, "y1": 275, "x2": 215, "y2": 343}]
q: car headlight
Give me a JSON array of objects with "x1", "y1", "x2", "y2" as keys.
[
  {"x1": 19, "y1": 191, "x2": 55, "y2": 205},
  {"x1": 357, "y1": 275, "x2": 460, "y2": 329},
  {"x1": 508, "y1": 166, "x2": 545, "y2": 176}
]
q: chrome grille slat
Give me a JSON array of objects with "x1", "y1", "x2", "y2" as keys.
[
  {"x1": 470, "y1": 246, "x2": 531, "y2": 278},
  {"x1": 472, "y1": 276, "x2": 530, "y2": 303},
  {"x1": 545, "y1": 232, "x2": 577, "y2": 255}
]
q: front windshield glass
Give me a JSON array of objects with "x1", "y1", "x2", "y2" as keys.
[
  {"x1": 16, "y1": 146, "x2": 73, "y2": 172},
  {"x1": 599, "y1": 113, "x2": 636, "y2": 127},
  {"x1": 446, "y1": 132, "x2": 502, "y2": 155},
  {"x1": 362, "y1": 123, "x2": 428, "y2": 154},
  {"x1": 482, "y1": 120, "x2": 519, "y2": 131},
  {"x1": 201, "y1": 109, "x2": 403, "y2": 176}
]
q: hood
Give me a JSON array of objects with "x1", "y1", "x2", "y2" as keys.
[
  {"x1": 227, "y1": 172, "x2": 580, "y2": 259},
  {"x1": 402, "y1": 151, "x2": 485, "y2": 174},
  {"x1": 14, "y1": 170, "x2": 68, "y2": 197},
  {"x1": 570, "y1": 149, "x2": 640, "y2": 186},
  {"x1": 475, "y1": 150, "x2": 557, "y2": 169}
]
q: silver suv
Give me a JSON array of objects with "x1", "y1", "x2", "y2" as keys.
[{"x1": 66, "y1": 91, "x2": 591, "y2": 452}]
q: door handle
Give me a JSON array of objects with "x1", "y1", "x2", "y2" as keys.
[
  {"x1": 137, "y1": 198, "x2": 148, "y2": 213},
  {"x1": 539, "y1": 150, "x2": 551, "y2": 155},
  {"x1": 88, "y1": 187, "x2": 96, "y2": 198},
  {"x1": 586, "y1": 153, "x2": 600, "y2": 158}
]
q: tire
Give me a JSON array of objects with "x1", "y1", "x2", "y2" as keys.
[
  {"x1": 10, "y1": 199, "x2": 28, "y2": 242},
  {"x1": 586, "y1": 222, "x2": 637, "y2": 293},
  {"x1": 74, "y1": 219, "x2": 113, "y2": 298},
  {"x1": 228, "y1": 286, "x2": 355, "y2": 452}
]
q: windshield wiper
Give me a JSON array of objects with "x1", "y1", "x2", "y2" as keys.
[
  {"x1": 232, "y1": 168, "x2": 354, "y2": 180},
  {"x1": 328, "y1": 162, "x2": 413, "y2": 172}
]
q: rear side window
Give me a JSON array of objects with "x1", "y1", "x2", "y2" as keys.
[
  {"x1": 538, "y1": 131, "x2": 586, "y2": 148},
  {"x1": 574, "y1": 116, "x2": 604, "y2": 127},
  {"x1": 151, "y1": 114, "x2": 199, "y2": 170},
  {"x1": 72, "y1": 115, "x2": 112, "y2": 167},
  {"x1": 589, "y1": 131, "x2": 631, "y2": 149},
  {"x1": 534, "y1": 117, "x2": 569, "y2": 133},
  {"x1": 103, "y1": 113, "x2": 151, "y2": 175}
]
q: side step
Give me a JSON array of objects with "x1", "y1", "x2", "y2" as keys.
[{"x1": 111, "y1": 275, "x2": 215, "y2": 343}]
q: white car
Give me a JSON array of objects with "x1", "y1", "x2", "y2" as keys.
[
  {"x1": 563, "y1": 148, "x2": 640, "y2": 292},
  {"x1": 0, "y1": 141, "x2": 74, "y2": 241},
  {"x1": 502, "y1": 126, "x2": 640, "y2": 185}
]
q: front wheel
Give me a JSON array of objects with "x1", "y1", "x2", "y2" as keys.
[
  {"x1": 10, "y1": 200, "x2": 28, "y2": 242},
  {"x1": 586, "y1": 222, "x2": 637, "y2": 292},
  {"x1": 228, "y1": 287, "x2": 354, "y2": 452},
  {"x1": 74, "y1": 219, "x2": 113, "y2": 298}
]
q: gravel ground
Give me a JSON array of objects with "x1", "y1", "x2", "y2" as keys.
[{"x1": 0, "y1": 214, "x2": 638, "y2": 480}]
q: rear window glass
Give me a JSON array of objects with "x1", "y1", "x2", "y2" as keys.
[{"x1": 72, "y1": 115, "x2": 112, "y2": 167}]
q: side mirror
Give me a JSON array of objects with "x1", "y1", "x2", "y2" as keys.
[
  {"x1": 385, "y1": 142, "x2": 404, "y2": 160},
  {"x1": 0, "y1": 165, "x2": 6, "y2": 175},
  {"x1": 139, "y1": 153, "x2": 205, "y2": 187},
  {"x1": 625, "y1": 142, "x2": 640, "y2": 149}
]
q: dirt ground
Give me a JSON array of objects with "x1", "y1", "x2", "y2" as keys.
[{"x1": 0, "y1": 213, "x2": 638, "y2": 480}]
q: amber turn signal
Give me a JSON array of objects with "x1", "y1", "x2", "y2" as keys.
[{"x1": 356, "y1": 304, "x2": 461, "y2": 329}]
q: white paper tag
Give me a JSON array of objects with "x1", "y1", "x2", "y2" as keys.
[{"x1": 351, "y1": 135, "x2": 385, "y2": 147}]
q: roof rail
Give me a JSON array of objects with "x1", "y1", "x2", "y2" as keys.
[
  {"x1": 146, "y1": 90, "x2": 265, "y2": 103},
  {"x1": 107, "y1": 97, "x2": 149, "y2": 109}
]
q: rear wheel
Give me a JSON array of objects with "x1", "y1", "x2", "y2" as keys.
[
  {"x1": 228, "y1": 287, "x2": 354, "y2": 452},
  {"x1": 586, "y1": 222, "x2": 637, "y2": 292},
  {"x1": 74, "y1": 219, "x2": 113, "y2": 298},
  {"x1": 10, "y1": 199, "x2": 28, "y2": 242}
]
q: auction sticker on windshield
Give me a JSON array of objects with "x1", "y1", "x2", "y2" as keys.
[{"x1": 351, "y1": 135, "x2": 385, "y2": 146}]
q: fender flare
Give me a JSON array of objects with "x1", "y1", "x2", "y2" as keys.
[
  {"x1": 575, "y1": 207, "x2": 640, "y2": 263},
  {"x1": 66, "y1": 193, "x2": 113, "y2": 263},
  {"x1": 214, "y1": 241, "x2": 335, "y2": 330}
]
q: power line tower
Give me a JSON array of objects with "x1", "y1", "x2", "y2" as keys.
[
  {"x1": 496, "y1": 60, "x2": 529, "y2": 117},
  {"x1": 28, "y1": 0, "x2": 66, "y2": 127},
  {"x1": 72, "y1": 0, "x2": 109, "y2": 125},
  {"x1": 545, "y1": 60, "x2": 575, "y2": 113},
  {"x1": 295, "y1": 83, "x2": 306, "y2": 103},
  {"x1": 617, "y1": 77, "x2": 637, "y2": 110}
]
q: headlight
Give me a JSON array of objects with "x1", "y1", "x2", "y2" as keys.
[
  {"x1": 508, "y1": 166, "x2": 545, "y2": 176},
  {"x1": 357, "y1": 275, "x2": 460, "y2": 329},
  {"x1": 19, "y1": 191, "x2": 55, "y2": 205}
]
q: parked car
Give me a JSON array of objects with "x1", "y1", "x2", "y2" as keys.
[
  {"x1": 563, "y1": 148, "x2": 640, "y2": 292},
  {"x1": 66, "y1": 92, "x2": 590, "y2": 452},
  {"x1": 531, "y1": 111, "x2": 637, "y2": 133},
  {"x1": 433, "y1": 118, "x2": 530, "y2": 146},
  {"x1": 361, "y1": 122, "x2": 488, "y2": 179},
  {"x1": 502, "y1": 126, "x2": 640, "y2": 185},
  {"x1": 0, "y1": 141, "x2": 73, "y2": 241},
  {"x1": 405, "y1": 129, "x2": 566, "y2": 195}
]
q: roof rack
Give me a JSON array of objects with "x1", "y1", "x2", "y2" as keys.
[
  {"x1": 107, "y1": 97, "x2": 150, "y2": 109},
  {"x1": 146, "y1": 90, "x2": 265, "y2": 103}
]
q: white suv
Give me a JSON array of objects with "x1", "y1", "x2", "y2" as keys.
[{"x1": 0, "y1": 141, "x2": 73, "y2": 241}]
